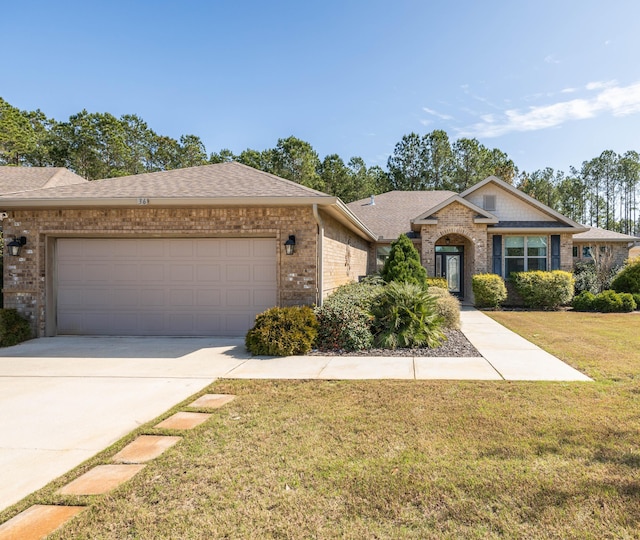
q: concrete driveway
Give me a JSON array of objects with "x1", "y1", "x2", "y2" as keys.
[{"x1": 0, "y1": 336, "x2": 248, "y2": 511}]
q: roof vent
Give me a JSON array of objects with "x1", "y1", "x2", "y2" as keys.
[{"x1": 370, "y1": 195, "x2": 375, "y2": 206}]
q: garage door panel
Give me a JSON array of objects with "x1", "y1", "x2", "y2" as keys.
[
  {"x1": 140, "y1": 289, "x2": 166, "y2": 307},
  {"x1": 226, "y1": 265, "x2": 251, "y2": 282},
  {"x1": 197, "y1": 289, "x2": 221, "y2": 307},
  {"x1": 141, "y1": 264, "x2": 164, "y2": 281},
  {"x1": 56, "y1": 238, "x2": 277, "y2": 336},
  {"x1": 196, "y1": 265, "x2": 221, "y2": 282}
]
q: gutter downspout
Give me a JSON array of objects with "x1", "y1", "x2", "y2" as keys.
[{"x1": 312, "y1": 204, "x2": 324, "y2": 307}]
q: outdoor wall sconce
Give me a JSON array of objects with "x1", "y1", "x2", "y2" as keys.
[
  {"x1": 445, "y1": 236, "x2": 451, "y2": 245},
  {"x1": 7, "y1": 236, "x2": 27, "y2": 256},
  {"x1": 284, "y1": 235, "x2": 296, "y2": 255}
]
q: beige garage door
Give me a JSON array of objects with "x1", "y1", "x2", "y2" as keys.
[{"x1": 56, "y1": 238, "x2": 277, "y2": 336}]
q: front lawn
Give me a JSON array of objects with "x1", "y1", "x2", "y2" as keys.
[{"x1": 5, "y1": 312, "x2": 640, "y2": 539}]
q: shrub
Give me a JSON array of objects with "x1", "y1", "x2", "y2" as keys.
[
  {"x1": 245, "y1": 306, "x2": 318, "y2": 356},
  {"x1": 426, "y1": 277, "x2": 448, "y2": 289},
  {"x1": 314, "y1": 280, "x2": 382, "y2": 351},
  {"x1": 0, "y1": 308, "x2": 32, "y2": 347},
  {"x1": 511, "y1": 271, "x2": 574, "y2": 309},
  {"x1": 381, "y1": 234, "x2": 427, "y2": 286},
  {"x1": 572, "y1": 291, "x2": 595, "y2": 312},
  {"x1": 619, "y1": 293, "x2": 637, "y2": 312},
  {"x1": 611, "y1": 257, "x2": 640, "y2": 294},
  {"x1": 633, "y1": 293, "x2": 640, "y2": 311},
  {"x1": 593, "y1": 290, "x2": 624, "y2": 313},
  {"x1": 472, "y1": 274, "x2": 507, "y2": 308},
  {"x1": 573, "y1": 260, "x2": 599, "y2": 294},
  {"x1": 428, "y1": 288, "x2": 460, "y2": 329},
  {"x1": 371, "y1": 281, "x2": 445, "y2": 349}
]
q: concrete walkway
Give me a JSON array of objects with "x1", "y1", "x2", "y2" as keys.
[{"x1": 0, "y1": 308, "x2": 589, "y2": 512}]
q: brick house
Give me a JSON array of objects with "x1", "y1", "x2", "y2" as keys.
[
  {"x1": 2, "y1": 166, "x2": 637, "y2": 337},
  {"x1": 348, "y1": 175, "x2": 638, "y2": 300},
  {"x1": 0, "y1": 163, "x2": 375, "y2": 337}
]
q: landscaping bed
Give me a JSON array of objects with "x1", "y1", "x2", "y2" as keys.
[{"x1": 309, "y1": 328, "x2": 481, "y2": 357}]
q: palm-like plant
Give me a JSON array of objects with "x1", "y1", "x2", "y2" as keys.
[{"x1": 371, "y1": 281, "x2": 445, "y2": 349}]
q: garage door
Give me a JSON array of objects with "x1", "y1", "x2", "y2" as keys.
[{"x1": 56, "y1": 238, "x2": 277, "y2": 336}]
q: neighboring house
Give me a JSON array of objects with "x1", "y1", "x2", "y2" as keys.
[
  {"x1": 0, "y1": 166, "x2": 87, "y2": 195},
  {"x1": 348, "y1": 175, "x2": 638, "y2": 300},
  {"x1": 572, "y1": 227, "x2": 639, "y2": 268},
  {"x1": 0, "y1": 163, "x2": 375, "y2": 337}
]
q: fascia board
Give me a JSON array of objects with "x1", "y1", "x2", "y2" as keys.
[{"x1": 489, "y1": 226, "x2": 589, "y2": 234}]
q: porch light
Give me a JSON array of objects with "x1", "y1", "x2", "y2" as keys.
[
  {"x1": 284, "y1": 235, "x2": 296, "y2": 255},
  {"x1": 7, "y1": 236, "x2": 27, "y2": 257}
]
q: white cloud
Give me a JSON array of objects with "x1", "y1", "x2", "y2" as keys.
[
  {"x1": 561, "y1": 87, "x2": 577, "y2": 94},
  {"x1": 422, "y1": 107, "x2": 453, "y2": 120},
  {"x1": 544, "y1": 54, "x2": 560, "y2": 64},
  {"x1": 458, "y1": 80, "x2": 640, "y2": 138}
]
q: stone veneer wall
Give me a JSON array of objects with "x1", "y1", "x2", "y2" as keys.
[
  {"x1": 320, "y1": 212, "x2": 369, "y2": 298},
  {"x1": 2, "y1": 206, "x2": 323, "y2": 336}
]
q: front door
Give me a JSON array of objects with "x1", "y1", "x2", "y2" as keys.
[{"x1": 435, "y1": 246, "x2": 464, "y2": 297}]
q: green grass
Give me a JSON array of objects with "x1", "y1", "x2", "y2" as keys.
[{"x1": 3, "y1": 311, "x2": 640, "y2": 539}]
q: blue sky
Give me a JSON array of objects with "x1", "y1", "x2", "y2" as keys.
[{"x1": 2, "y1": 0, "x2": 639, "y2": 174}]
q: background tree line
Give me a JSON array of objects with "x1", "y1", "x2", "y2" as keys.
[{"x1": 1, "y1": 97, "x2": 638, "y2": 234}]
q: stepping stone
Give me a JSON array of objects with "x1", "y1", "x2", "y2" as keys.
[
  {"x1": 188, "y1": 393, "x2": 236, "y2": 409},
  {"x1": 0, "y1": 504, "x2": 86, "y2": 540},
  {"x1": 57, "y1": 464, "x2": 145, "y2": 496},
  {"x1": 154, "y1": 411, "x2": 211, "y2": 430},
  {"x1": 112, "y1": 435, "x2": 182, "y2": 464}
]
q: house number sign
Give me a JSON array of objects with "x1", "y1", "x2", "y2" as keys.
[{"x1": 137, "y1": 198, "x2": 150, "y2": 205}]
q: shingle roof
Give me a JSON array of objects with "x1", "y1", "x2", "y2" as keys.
[
  {"x1": 573, "y1": 226, "x2": 640, "y2": 242},
  {"x1": 0, "y1": 162, "x2": 329, "y2": 200},
  {"x1": 347, "y1": 191, "x2": 456, "y2": 240},
  {"x1": 0, "y1": 167, "x2": 87, "y2": 195},
  {"x1": 492, "y1": 221, "x2": 569, "y2": 228}
]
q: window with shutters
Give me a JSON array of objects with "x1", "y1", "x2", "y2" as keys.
[{"x1": 504, "y1": 236, "x2": 548, "y2": 276}]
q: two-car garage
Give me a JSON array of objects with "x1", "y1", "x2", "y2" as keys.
[{"x1": 55, "y1": 237, "x2": 277, "y2": 336}]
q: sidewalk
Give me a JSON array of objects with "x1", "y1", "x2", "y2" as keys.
[{"x1": 218, "y1": 308, "x2": 591, "y2": 382}]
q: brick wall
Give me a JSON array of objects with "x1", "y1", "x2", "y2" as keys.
[
  {"x1": 2, "y1": 206, "x2": 326, "y2": 336},
  {"x1": 320, "y1": 212, "x2": 369, "y2": 298}
]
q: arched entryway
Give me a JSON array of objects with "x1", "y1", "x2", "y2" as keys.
[{"x1": 434, "y1": 233, "x2": 475, "y2": 300}]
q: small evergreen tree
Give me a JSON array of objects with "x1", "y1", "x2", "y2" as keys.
[{"x1": 381, "y1": 234, "x2": 427, "y2": 286}]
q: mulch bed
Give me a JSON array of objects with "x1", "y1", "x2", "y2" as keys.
[{"x1": 309, "y1": 329, "x2": 481, "y2": 357}]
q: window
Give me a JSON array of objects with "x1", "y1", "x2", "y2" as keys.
[
  {"x1": 572, "y1": 246, "x2": 578, "y2": 258},
  {"x1": 504, "y1": 236, "x2": 547, "y2": 276},
  {"x1": 483, "y1": 194, "x2": 496, "y2": 211},
  {"x1": 582, "y1": 246, "x2": 592, "y2": 258},
  {"x1": 376, "y1": 246, "x2": 391, "y2": 270}
]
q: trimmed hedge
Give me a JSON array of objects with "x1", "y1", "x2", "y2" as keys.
[
  {"x1": 511, "y1": 270, "x2": 574, "y2": 309},
  {"x1": 611, "y1": 257, "x2": 640, "y2": 294},
  {"x1": 472, "y1": 273, "x2": 507, "y2": 308},
  {"x1": 426, "y1": 277, "x2": 448, "y2": 289},
  {"x1": 245, "y1": 306, "x2": 318, "y2": 356},
  {"x1": 0, "y1": 308, "x2": 32, "y2": 347},
  {"x1": 572, "y1": 290, "x2": 637, "y2": 313}
]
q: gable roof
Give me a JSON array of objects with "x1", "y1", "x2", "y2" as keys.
[
  {"x1": 0, "y1": 162, "x2": 327, "y2": 202},
  {"x1": 0, "y1": 162, "x2": 377, "y2": 241},
  {"x1": 460, "y1": 175, "x2": 586, "y2": 230},
  {"x1": 0, "y1": 166, "x2": 87, "y2": 195},
  {"x1": 347, "y1": 191, "x2": 455, "y2": 240},
  {"x1": 573, "y1": 227, "x2": 640, "y2": 243},
  {"x1": 411, "y1": 194, "x2": 498, "y2": 225}
]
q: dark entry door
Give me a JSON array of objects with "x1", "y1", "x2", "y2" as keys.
[{"x1": 435, "y1": 247, "x2": 464, "y2": 297}]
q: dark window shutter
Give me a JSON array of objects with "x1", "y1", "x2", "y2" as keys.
[
  {"x1": 551, "y1": 235, "x2": 561, "y2": 270},
  {"x1": 492, "y1": 235, "x2": 502, "y2": 276}
]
